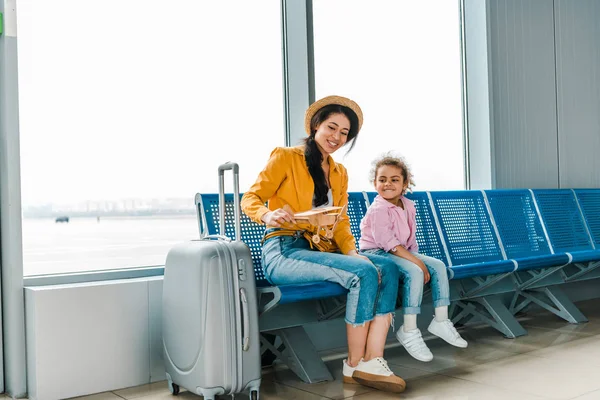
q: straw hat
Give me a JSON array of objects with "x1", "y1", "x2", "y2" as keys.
[{"x1": 304, "y1": 95, "x2": 363, "y2": 135}]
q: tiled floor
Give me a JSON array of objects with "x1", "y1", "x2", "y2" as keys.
[{"x1": 28, "y1": 299, "x2": 600, "y2": 399}]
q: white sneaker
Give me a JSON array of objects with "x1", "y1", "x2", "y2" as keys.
[
  {"x1": 396, "y1": 325, "x2": 433, "y2": 362},
  {"x1": 342, "y1": 359, "x2": 359, "y2": 384},
  {"x1": 352, "y1": 357, "x2": 406, "y2": 393},
  {"x1": 428, "y1": 318, "x2": 468, "y2": 348}
]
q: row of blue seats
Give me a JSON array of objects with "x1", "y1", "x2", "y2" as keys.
[
  {"x1": 197, "y1": 189, "x2": 600, "y2": 308},
  {"x1": 195, "y1": 188, "x2": 600, "y2": 383}
]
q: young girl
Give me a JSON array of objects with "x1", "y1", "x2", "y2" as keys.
[{"x1": 359, "y1": 154, "x2": 467, "y2": 362}]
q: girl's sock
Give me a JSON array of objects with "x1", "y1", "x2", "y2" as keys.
[
  {"x1": 403, "y1": 314, "x2": 417, "y2": 332},
  {"x1": 434, "y1": 306, "x2": 449, "y2": 322}
]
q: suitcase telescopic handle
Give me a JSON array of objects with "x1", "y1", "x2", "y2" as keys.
[
  {"x1": 240, "y1": 288, "x2": 251, "y2": 351},
  {"x1": 203, "y1": 234, "x2": 232, "y2": 242},
  {"x1": 218, "y1": 162, "x2": 241, "y2": 241}
]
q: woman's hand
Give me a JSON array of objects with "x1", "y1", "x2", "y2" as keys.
[
  {"x1": 346, "y1": 250, "x2": 371, "y2": 263},
  {"x1": 262, "y1": 208, "x2": 296, "y2": 227}
]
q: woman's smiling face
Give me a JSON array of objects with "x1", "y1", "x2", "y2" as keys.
[{"x1": 313, "y1": 113, "x2": 351, "y2": 156}]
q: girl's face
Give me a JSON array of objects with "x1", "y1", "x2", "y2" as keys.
[
  {"x1": 313, "y1": 113, "x2": 350, "y2": 157},
  {"x1": 375, "y1": 165, "x2": 408, "y2": 205}
]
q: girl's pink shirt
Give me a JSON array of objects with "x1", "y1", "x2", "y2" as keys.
[{"x1": 359, "y1": 194, "x2": 419, "y2": 253}]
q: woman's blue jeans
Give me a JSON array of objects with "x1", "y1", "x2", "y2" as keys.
[
  {"x1": 262, "y1": 232, "x2": 399, "y2": 326},
  {"x1": 362, "y1": 249, "x2": 451, "y2": 315}
]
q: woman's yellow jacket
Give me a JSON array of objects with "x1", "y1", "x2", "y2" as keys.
[{"x1": 241, "y1": 146, "x2": 357, "y2": 255}]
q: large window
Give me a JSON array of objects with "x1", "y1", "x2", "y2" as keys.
[
  {"x1": 313, "y1": 1, "x2": 464, "y2": 191},
  {"x1": 17, "y1": 1, "x2": 284, "y2": 276}
]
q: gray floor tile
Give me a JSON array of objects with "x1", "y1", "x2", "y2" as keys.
[
  {"x1": 442, "y1": 352, "x2": 600, "y2": 399},
  {"x1": 350, "y1": 373, "x2": 548, "y2": 399},
  {"x1": 571, "y1": 389, "x2": 600, "y2": 400},
  {"x1": 69, "y1": 392, "x2": 123, "y2": 400}
]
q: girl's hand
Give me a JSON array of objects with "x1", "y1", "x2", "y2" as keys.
[
  {"x1": 262, "y1": 208, "x2": 296, "y2": 227},
  {"x1": 417, "y1": 261, "x2": 431, "y2": 284}
]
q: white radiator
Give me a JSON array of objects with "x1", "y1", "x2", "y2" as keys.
[{"x1": 25, "y1": 277, "x2": 165, "y2": 400}]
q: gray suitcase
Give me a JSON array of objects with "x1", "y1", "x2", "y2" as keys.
[{"x1": 162, "y1": 162, "x2": 261, "y2": 400}]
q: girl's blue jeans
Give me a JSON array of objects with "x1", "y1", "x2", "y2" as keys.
[{"x1": 362, "y1": 249, "x2": 451, "y2": 315}]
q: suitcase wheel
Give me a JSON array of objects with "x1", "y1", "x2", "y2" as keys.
[{"x1": 168, "y1": 380, "x2": 180, "y2": 396}]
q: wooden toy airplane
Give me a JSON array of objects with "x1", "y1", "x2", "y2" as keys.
[{"x1": 283, "y1": 205, "x2": 346, "y2": 244}]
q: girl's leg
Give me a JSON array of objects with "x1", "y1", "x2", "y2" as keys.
[
  {"x1": 435, "y1": 306, "x2": 449, "y2": 322},
  {"x1": 412, "y1": 253, "x2": 451, "y2": 310},
  {"x1": 396, "y1": 258, "x2": 424, "y2": 317},
  {"x1": 404, "y1": 314, "x2": 417, "y2": 331},
  {"x1": 411, "y1": 253, "x2": 467, "y2": 348}
]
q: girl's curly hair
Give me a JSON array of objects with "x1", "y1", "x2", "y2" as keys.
[{"x1": 369, "y1": 152, "x2": 415, "y2": 192}]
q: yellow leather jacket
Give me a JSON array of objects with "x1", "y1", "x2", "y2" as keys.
[{"x1": 241, "y1": 146, "x2": 357, "y2": 255}]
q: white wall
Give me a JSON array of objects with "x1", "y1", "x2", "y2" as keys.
[
  {"x1": 467, "y1": 0, "x2": 600, "y2": 189},
  {"x1": 555, "y1": 0, "x2": 600, "y2": 187}
]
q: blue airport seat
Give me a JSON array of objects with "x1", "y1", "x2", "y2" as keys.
[
  {"x1": 533, "y1": 189, "x2": 600, "y2": 263},
  {"x1": 573, "y1": 189, "x2": 600, "y2": 248},
  {"x1": 197, "y1": 193, "x2": 348, "y2": 300},
  {"x1": 485, "y1": 190, "x2": 570, "y2": 270},
  {"x1": 429, "y1": 191, "x2": 515, "y2": 279},
  {"x1": 198, "y1": 193, "x2": 268, "y2": 285},
  {"x1": 365, "y1": 191, "x2": 377, "y2": 206},
  {"x1": 277, "y1": 282, "x2": 348, "y2": 305},
  {"x1": 405, "y1": 191, "x2": 450, "y2": 265},
  {"x1": 347, "y1": 192, "x2": 368, "y2": 245},
  {"x1": 445, "y1": 260, "x2": 517, "y2": 280}
]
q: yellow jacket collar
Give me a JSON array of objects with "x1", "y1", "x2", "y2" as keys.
[{"x1": 291, "y1": 146, "x2": 341, "y2": 173}]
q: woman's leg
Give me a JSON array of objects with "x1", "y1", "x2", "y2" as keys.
[
  {"x1": 346, "y1": 252, "x2": 405, "y2": 392},
  {"x1": 264, "y1": 237, "x2": 375, "y2": 371},
  {"x1": 346, "y1": 323, "x2": 370, "y2": 366},
  {"x1": 263, "y1": 236, "x2": 380, "y2": 328},
  {"x1": 351, "y1": 311, "x2": 406, "y2": 394},
  {"x1": 364, "y1": 314, "x2": 392, "y2": 359},
  {"x1": 360, "y1": 252, "x2": 400, "y2": 359}
]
